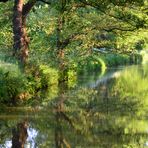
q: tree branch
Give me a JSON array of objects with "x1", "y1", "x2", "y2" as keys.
[
  {"x1": 22, "y1": 0, "x2": 36, "y2": 17},
  {"x1": 103, "y1": 26, "x2": 137, "y2": 32},
  {"x1": 80, "y1": 0, "x2": 143, "y2": 29},
  {"x1": 37, "y1": 0, "x2": 51, "y2": 5},
  {"x1": 60, "y1": 33, "x2": 79, "y2": 49}
]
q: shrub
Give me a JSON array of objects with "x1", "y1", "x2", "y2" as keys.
[
  {"x1": 0, "y1": 63, "x2": 28, "y2": 103},
  {"x1": 39, "y1": 65, "x2": 59, "y2": 88},
  {"x1": 78, "y1": 55, "x2": 106, "y2": 73}
]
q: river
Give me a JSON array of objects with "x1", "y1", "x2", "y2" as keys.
[{"x1": 0, "y1": 64, "x2": 148, "y2": 148}]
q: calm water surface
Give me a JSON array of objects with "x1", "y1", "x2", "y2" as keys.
[{"x1": 0, "y1": 65, "x2": 148, "y2": 148}]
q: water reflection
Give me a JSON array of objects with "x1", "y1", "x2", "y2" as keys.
[
  {"x1": 0, "y1": 65, "x2": 148, "y2": 147},
  {"x1": 12, "y1": 121, "x2": 28, "y2": 148},
  {"x1": 54, "y1": 82, "x2": 71, "y2": 148},
  {"x1": 55, "y1": 112, "x2": 71, "y2": 148}
]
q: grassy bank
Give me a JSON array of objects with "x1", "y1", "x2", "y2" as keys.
[
  {"x1": 0, "y1": 50, "x2": 142, "y2": 105},
  {"x1": 77, "y1": 52, "x2": 142, "y2": 73}
]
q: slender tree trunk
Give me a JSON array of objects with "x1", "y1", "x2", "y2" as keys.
[
  {"x1": 12, "y1": 0, "x2": 36, "y2": 65},
  {"x1": 13, "y1": 0, "x2": 28, "y2": 64}
]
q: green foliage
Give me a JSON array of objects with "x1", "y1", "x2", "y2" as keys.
[
  {"x1": 78, "y1": 55, "x2": 106, "y2": 73},
  {"x1": 25, "y1": 63, "x2": 59, "y2": 95},
  {"x1": 39, "y1": 65, "x2": 59, "y2": 88},
  {"x1": 0, "y1": 2, "x2": 13, "y2": 52},
  {"x1": 117, "y1": 29, "x2": 148, "y2": 53},
  {"x1": 103, "y1": 53, "x2": 130, "y2": 66},
  {"x1": 112, "y1": 65, "x2": 148, "y2": 116},
  {"x1": 67, "y1": 69, "x2": 77, "y2": 88},
  {"x1": 0, "y1": 63, "x2": 28, "y2": 103},
  {"x1": 0, "y1": 1, "x2": 148, "y2": 146},
  {"x1": 140, "y1": 49, "x2": 148, "y2": 64},
  {"x1": 0, "y1": 0, "x2": 147, "y2": 105},
  {"x1": 0, "y1": 58, "x2": 59, "y2": 104}
]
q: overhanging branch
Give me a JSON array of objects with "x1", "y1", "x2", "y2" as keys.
[
  {"x1": 37, "y1": 0, "x2": 51, "y2": 5},
  {"x1": 103, "y1": 26, "x2": 137, "y2": 32},
  {"x1": 80, "y1": 0, "x2": 143, "y2": 29},
  {"x1": 23, "y1": 0, "x2": 36, "y2": 17}
]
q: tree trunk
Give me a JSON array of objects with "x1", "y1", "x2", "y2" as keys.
[
  {"x1": 13, "y1": 0, "x2": 36, "y2": 66},
  {"x1": 57, "y1": 15, "x2": 69, "y2": 84},
  {"x1": 13, "y1": 0, "x2": 29, "y2": 65}
]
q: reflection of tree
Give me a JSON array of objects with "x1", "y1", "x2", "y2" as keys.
[
  {"x1": 55, "y1": 112, "x2": 71, "y2": 148},
  {"x1": 0, "y1": 66, "x2": 147, "y2": 147},
  {"x1": 60, "y1": 66, "x2": 148, "y2": 147},
  {"x1": 54, "y1": 82, "x2": 72, "y2": 148},
  {"x1": 12, "y1": 121, "x2": 28, "y2": 148},
  {"x1": 0, "y1": 121, "x2": 10, "y2": 144}
]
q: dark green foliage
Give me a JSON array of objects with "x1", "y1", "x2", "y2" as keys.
[
  {"x1": 0, "y1": 61, "x2": 59, "y2": 104},
  {"x1": 0, "y1": 66, "x2": 28, "y2": 103},
  {"x1": 77, "y1": 55, "x2": 106, "y2": 73},
  {"x1": 103, "y1": 54, "x2": 130, "y2": 66}
]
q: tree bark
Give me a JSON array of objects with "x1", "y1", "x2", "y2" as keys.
[
  {"x1": 12, "y1": 0, "x2": 36, "y2": 65},
  {"x1": 13, "y1": 0, "x2": 27, "y2": 64}
]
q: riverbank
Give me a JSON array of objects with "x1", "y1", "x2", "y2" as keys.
[
  {"x1": 77, "y1": 52, "x2": 142, "y2": 74},
  {"x1": 0, "y1": 51, "x2": 143, "y2": 105}
]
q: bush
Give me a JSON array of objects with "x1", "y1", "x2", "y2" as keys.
[
  {"x1": 103, "y1": 53, "x2": 131, "y2": 67},
  {"x1": 0, "y1": 62, "x2": 59, "y2": 104},
  {"x1": 78, "y1": 55, "x2": 106, "y2": 73},
  {"x1": 0, "y1": 63, "x2": 28, "y2": 103},
  {"x1": 39, "y1": 65, "x2": 59, "y2": 88}
]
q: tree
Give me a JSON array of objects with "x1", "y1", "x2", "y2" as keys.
[
  {"x1": 12, "y1": 0, "x2": 36, "y2": 65},
  {"x1": 0, "y1": 0, "x2": 51, "y2": 65},
  {"x1": 0, "y1": 0, "x2": 147, "y2": 66}
]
